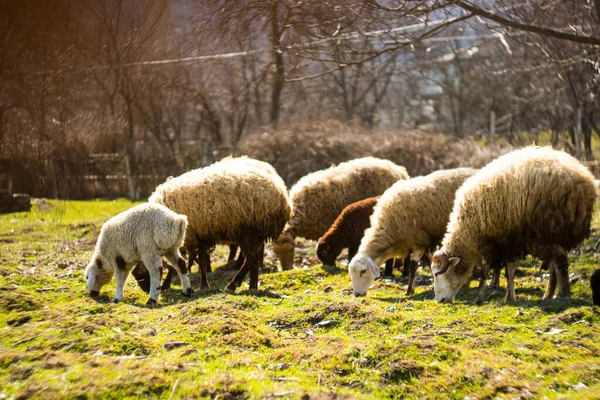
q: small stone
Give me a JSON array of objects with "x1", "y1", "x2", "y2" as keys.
[
  {"x1": 313, "y1": 319, "x2": 338, "y2": 328},
  {"x1": 164, "y1": 341, "x2": 190, "y2": 350}
]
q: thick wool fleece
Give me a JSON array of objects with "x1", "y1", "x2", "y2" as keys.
[
  {"x1": 348, "y1": 168, "x2": 477, "y2": 296},
  {"x1": 274, "y1": 157, "x2": 408, "y2": 270},
  {"x1": 432, "y1": 146, "x2": 596, "y2": 303},
  {"x1": 84, "y1": 203, "x2": 190, "y2": 304}
]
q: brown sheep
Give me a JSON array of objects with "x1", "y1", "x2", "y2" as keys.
[
  {"x1": 316, "y1": 197, "x2": 405, "y2": 277},
  {"x1": 273, "y1": 157, "x2": 409, "y2": 270}
]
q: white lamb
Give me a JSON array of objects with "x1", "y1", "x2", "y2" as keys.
[{"x1": 84, "y1": 203, "x2": 192, "y2": 305}]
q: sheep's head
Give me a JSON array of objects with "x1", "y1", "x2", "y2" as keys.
[
  {"x1": 316, "y1": 240, "x2": 342, "y2": 266},
  {"x1": 84, "y1": 257, "x2": 113, "y2": 296},
  {"x1": 273, "y1": 232, "x2": 296, "y2": 271},
  {"x1": 348, "y1": 253, "x2": 379, "y2": 296},
  {"x1": 430, "y1": 249, "x2": 469, "y2": 303}
]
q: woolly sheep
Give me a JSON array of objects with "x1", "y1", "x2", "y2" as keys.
[
  {"x1": 149, "y1": 157, "x2": 291, "y2": 292},
  {"x1": 431, "y1": 147, "x2": 596, "y2": 303},
  {"x1": 132, "y1": 158, "x2": 282, "y2": 293},
  {"x1": 316, "y1": 196, "x2": 404, "y2": 277},
  {"x1": 348, "y1": 168, "x2": 477, "y2": 296},
  {"x1": 273, "y1": 157, "x2": 409, "y2": 270},
  {"x1": 84, "y1": 203, "x2": 192, "y2": 305},
  {"x1": 164, "y1": 157, "x2": 284, "y2": 288}
]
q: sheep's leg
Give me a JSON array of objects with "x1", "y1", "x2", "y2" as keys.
[
  {"x1": 131, "y1": 263, "x2": 151, "y2": 293},
  {"x1": 543, "y1": 262, "x2": 557, "y2": 300},
  {"x1": 406, "y1": 250, "x2": 424, "y2": 296},
  {"x1": 473, "y1": 262, "x2": 489, "y2": 304},
  {"x1": 143, "y1": 257, "x2": 163, "y2": 306},
  {"x1": 232, "y1": 252, "x2": 246, "y2": 271},
  {"x1": 248, "y1": 246, "x2": 264, "y2": 290},
  {"x1": 196, "y1": 244, "x2": 211, "y2": 290},
  {"x1": 554, "y1": 251, "x2": 570, "y2": 298},
  {"x1": 164, "y1": 252, "x2": 193, "y2": 296},
  {"x1": 257, "y1": 243, "x2": 265, "y2": 270},
  {"x1": 227, "y1": 241, "x2": 262, "y2": 292},
  {"x1": 112, "y1": 259, "x2": 130, "y2": 304},
  {"x1": 402, "y1": 256, "x2": 411, "y2": 277},
  {"x1": 383, "y1": 259, "x2": 394, "y2": 278},
  {"x1": 227, "y1": 254, "x2": 252, "y2": 292},
  {"x1": 161, "y1": 263, "x2": 177, "y2": 291},
  {"x1": 489, "y1": 264, "x2": 501, "y2": 288},
  {"x1": 505, "y1": 262, "x2": 517, "y2": 303},
  {"x1": 228, "y1": 244, "x2": 238, "y2": 263}
]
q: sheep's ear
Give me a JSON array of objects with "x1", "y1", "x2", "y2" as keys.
[
  {"x1": 448, "y1": 257, "x2": 460, "y2": 268},
  {"x1": 367, "y1": 262, "x2": 380, "y2": 278}
]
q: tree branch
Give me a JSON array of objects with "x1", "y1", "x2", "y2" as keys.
[{"x1": 450, "y1": 0, "x2": 600, "y2": 46}]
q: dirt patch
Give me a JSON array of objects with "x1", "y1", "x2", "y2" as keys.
[
  {"x1": 0, "y1": 293, "x2": 42, "y2": 312},
  {"x1": 269, "y1": 301, "x2": 370, "y2": 329},
  {"x1": 381, "y1": 360, "x2": 425, "y2": 383},
  {"x1": 7, "y1": 314, "x2": 32, "y2": 326}
]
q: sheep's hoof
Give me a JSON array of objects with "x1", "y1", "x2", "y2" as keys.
[
  {"x1": 184, "y1": 288, "x2": 194, "y2": 297},
  {"x1": 110, "y1": 297, "x2": 120, "y2": 304},
  {"x1": 90, "y1": 290, "x2": 100, "y2": 298},
  {"x1": 225, "y1": 283, "x2": 237, "y2": 293},
  {"x1": 146, "y1": 298, "x2": 158, "y2": 307},
  {"x1": 405, "y1": 288, "x2": 415, "y2": 297},
  {"x1": 472, "y1": 296, "x2": 484, "y2": 305}
]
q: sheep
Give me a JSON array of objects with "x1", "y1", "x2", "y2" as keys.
[
  {"x1": 84, "y1": 203, "x2": 192, "y2": 305},
  {"x1": 348, "y1": 168, "x2": 478, "y2": 296},
  {"x1": 273, "y1": 157, "x2": 409, "y2": 270},
  {"x1": 316, "y1": 196, "x2": 405, "y2": 277},
  {"x1": 148, "y1": 156, "x2": 291, "y2": 292},
  {"x1": 592, "y1": 269, "x2": 600, "y2": 306},
  {"x1": 155, "y1": 157, "x2": 286, "y2": 290},
  {"x1": 431, "y1": 146, "x2": 597, "y2": 303}
]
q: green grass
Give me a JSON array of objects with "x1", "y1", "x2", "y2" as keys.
[{"x1": 1, "y1": 199, "x2": 600, "y2": 399}]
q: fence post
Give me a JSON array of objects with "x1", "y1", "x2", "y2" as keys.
[
  {"x1": 490, "y1": 110, "x2": 496, "y2": 145},
  {"x1": 576, "y1": 106, "x2": 582, "y2": 160},
  {"x1": 124, "y1": 153, "x2": 137, "y2": 200},
  {"x1": 202, "y1": 141, "x2": 213, "y2": 167}
]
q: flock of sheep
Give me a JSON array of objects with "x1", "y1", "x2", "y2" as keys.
[{"x1": 84, "y1": 146, "x2": 600, "y2": 307}]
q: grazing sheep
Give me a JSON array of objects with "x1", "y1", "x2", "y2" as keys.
[
  {"x1": 348, "y1": 168, "x2": 478, "y2": 296},
  {"x1": 316, "y1": 196, "x2": 404, "y2": 277},
  {"x1": 136, "y1": 157, "x2": 286, "y2": 292},
  {"x1": 149, "y1": 157, "x2": 291, "y2": 292},
  {"x1": 84, "y1": 203, "x2": 192, "y2": 305},
  {"x1": 273, "y1": 157, "x2": 409, "y2": 270},
  {"x1": 431, "y1": 147, "x2": 596, "y2": 303},
  {"x1": 592, "y1": 269, "x2": 600, "y2": 306}
]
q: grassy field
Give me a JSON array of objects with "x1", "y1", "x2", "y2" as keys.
[{"x1": 1, "y1": 199, "x2": 600, "y2": 399}]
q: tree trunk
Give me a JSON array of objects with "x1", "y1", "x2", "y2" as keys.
[
  {"x1": 0, "y1": 109, "x2": 4, "y2": 150},
  {"x1": 269, "y1": 1, "x2": 284, "y2": 129}
]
